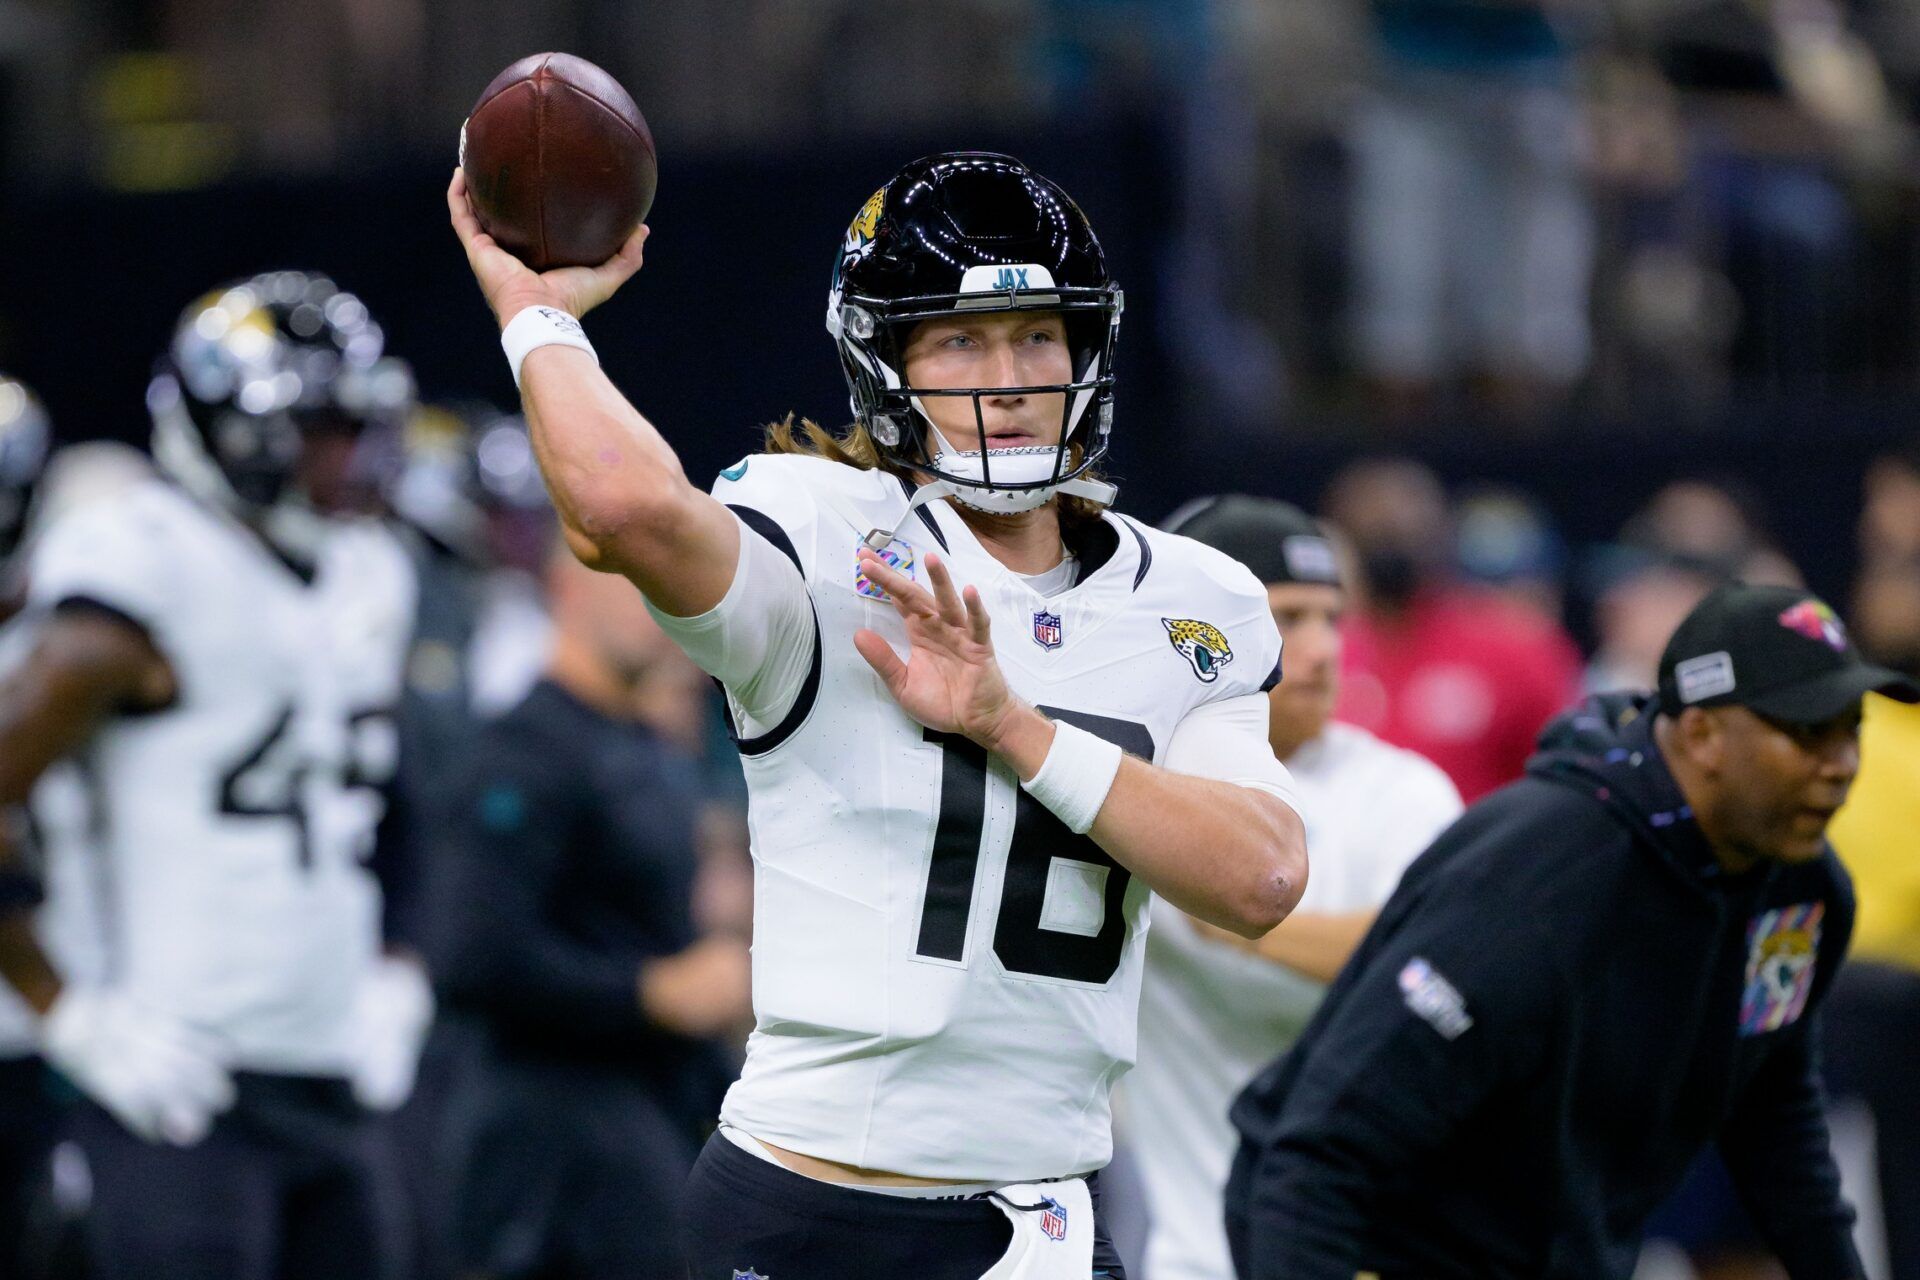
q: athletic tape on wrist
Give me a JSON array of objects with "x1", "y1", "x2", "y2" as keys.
[
  {"x1": 1020, "y1": 721, "x2": 1124, "y2": 835},
  {"x1": 501, "y1": 306, "x2": 598, "y2": 389}
]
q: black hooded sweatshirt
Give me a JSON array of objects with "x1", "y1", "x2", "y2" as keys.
[{"x1": 1225, "y1": 693, "x2": 1861, "y2": 1280}]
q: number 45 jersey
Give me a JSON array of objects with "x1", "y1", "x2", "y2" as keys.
[
  {"x1": 28, "y1": 478, "x2": 415, "y2": 1076},
  {"x1": 651, "y1": 454, "x2": 1293, "y2": 1182}
]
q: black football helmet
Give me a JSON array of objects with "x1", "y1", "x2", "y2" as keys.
[
  {"x1": 387, "y1": 404, "x2": 549, "y2": 566},
  {"x1": 827, "y1": 153, "x2": 1123, "y2": 515},
  {"x1": 0, "y1": 374, "x2": 51, "y2": 564},
  {"x1": 149, "y1": 271, "x2": 413, "y2": 521}
]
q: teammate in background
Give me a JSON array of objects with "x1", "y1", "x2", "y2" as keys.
[
  {"x1": 435, "y1": 535, "x2": 751, "y2": 1280},
  {"x1": 0, "y1": 273, "x2": 420, "y2": 1280},
  {"x1": 0, "y1": 374, "x2": 61, "y2": 1280},
  {"x1": 1123, "y1": 496, "x2": 1461, "y2": 1280},
  {"x1": 449, "y1": 151, "x2": 1308, "y2": 1279}
]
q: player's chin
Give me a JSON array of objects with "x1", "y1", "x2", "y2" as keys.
[{"x1": 1767, "y1": 826, "x2": 1831, "y2": 864}]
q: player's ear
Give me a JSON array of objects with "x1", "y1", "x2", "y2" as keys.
[{"x1": 1677, "y1": 706, "x2": 1727, "y2": 775}]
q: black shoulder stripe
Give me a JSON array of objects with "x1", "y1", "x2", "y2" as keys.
[
  {"x1": 49, "y1": 596, "x2": 179, "y2": 716},
  {"x1": 52, "y1": 594, "x2": 154, "y2": 641},
  {"x1": 723, "y1": 504, "x2": 822, "y2": 756},
  {"x1": 733, "y1": 605, "x2": 822, "y2": 757},
  {"x1": 1260, "y1": 654, "x2": 1284, "y2": 693},
  {"x1": 1123, "y1": 517, "x2": 1152, "y2": 591},
  {"x1": 894, "y1": 474, "x2": 949, "y2": 552},
  {"x1": 727, "y1": 504, "x2": 803, "y2": 574}
]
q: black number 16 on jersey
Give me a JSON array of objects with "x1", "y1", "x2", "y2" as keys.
[{"x1": 915, "y1": 708, "x2": 1154, "y2": 985}]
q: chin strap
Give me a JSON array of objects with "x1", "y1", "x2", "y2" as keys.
[{"x1": 862, "y1": 473, "x2": 1118, "y2": 552}]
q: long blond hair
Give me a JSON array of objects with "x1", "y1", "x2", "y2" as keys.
[{"x1": 759, "y1": 414, "x2": 1109, "y2": 528}]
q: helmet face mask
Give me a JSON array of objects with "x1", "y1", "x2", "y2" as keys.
[{"x1": 826, "y1": 154, "x2": 1123, "y2": 513}]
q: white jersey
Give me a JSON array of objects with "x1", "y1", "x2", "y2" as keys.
[
  {"x1": 1124, "y1": 721, "x2": 1462, "y2": 1280},
  {"x1": 25, "y1": 479, "x2": 415, "y2": 1075},
  {"x1": 647, "y1": 453, "x2": 1295, "y2": 1182}
]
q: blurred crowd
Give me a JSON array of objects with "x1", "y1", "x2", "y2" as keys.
[{"x1": 10, "y1": 0, "x2": 1920, "y2": 422}]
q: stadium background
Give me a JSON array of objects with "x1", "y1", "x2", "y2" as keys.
[{"x1": 3, "y1": 2, "x2": 1918, "y2": 1278}]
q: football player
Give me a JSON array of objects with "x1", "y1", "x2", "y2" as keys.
[
  {"x1": 0, "y1": 373, "x2": 62, "y2": 1279},
  {"x1": 450, "y1": 152, "x2": 1309, "y2": 1279},
  {"x1": 1121, "y1": 496, "x2": 1463, "y2": 1280},
  {"x1": 0, "y1": 273, "x2": 419, "y2": 1280}
]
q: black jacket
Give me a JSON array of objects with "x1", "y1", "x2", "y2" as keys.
[
  {"x1": 1226, "y1": 694, "x2": 1861, "y2": 1280},
  {"x1": 433, "y1": 680, "x2": 732, "y2": 1122}
]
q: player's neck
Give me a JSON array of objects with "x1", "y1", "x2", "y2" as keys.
[
  {"x1": 546, "y1": 630, "x2": 642, "y2": 721},
  {"x1": 951, "y1": 500, "x2": 1066, "y2": 576}
]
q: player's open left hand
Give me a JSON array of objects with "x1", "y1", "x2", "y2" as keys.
[
  {"x1": 447, "y1": 168, "x2": 648, "y2": 327},
  {"x1": 853, "y1": 550, "x2": 1026, "y2": 749}
]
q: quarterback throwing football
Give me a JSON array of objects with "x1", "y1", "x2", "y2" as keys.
[{"x1": 450, "y1": 152, "x2": 1309, "y2": 1280}]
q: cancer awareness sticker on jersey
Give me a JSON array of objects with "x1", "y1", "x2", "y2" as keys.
[
  {"x1": 855, "y1": 534, "x2": 915, "y2": 600},
  {"x1": 1740, "y1": 902, "x2": 1824, "y2": 1035}
]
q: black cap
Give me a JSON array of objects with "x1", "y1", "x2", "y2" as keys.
[
  {"x1": 1657, "y1": 582, "x2": 1920, "y2": 723},
  {"x1": 1163, "y1": 494, "x2": 1342, "y2": 588}
]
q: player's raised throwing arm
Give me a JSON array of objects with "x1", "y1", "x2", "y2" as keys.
[
  {"x1": 447, "y1": 172, "x2": 740, "y2": 617},
  {"x1": 856, "y1": 549, "x2": 1307, "y2": 939}
]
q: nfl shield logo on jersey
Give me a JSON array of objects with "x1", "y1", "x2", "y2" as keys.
[
  {"x1": 1032, "y1": 609, "x2": 1063, "y2": 650},
  {"x1": 1039, "y1": 1196, "x2": 1068, "y2": 1241}
]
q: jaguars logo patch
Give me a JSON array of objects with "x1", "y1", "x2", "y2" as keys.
[
  {"x1": 1162, "y1": 618, "x2": 1233, "y2": 683},
  {"x1": 1740, "y1": 902, "x2": 1823, "y2": 1035}
]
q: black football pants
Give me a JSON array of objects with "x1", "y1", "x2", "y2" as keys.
[
  {"x1": 681, "y1": 1133, "x2": 1128, "y2": 1280},
  {"x1": 73, "y1": 1073, "x2": 405, "y2": 1280}
]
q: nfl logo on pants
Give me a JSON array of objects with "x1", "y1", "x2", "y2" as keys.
[
  {"x1": 1032, "y1": 610, "x2": 1063, "y2": 650},
  {"x1": 1040, "y1": 1197, "x2": 1068, "y2": 1242}
]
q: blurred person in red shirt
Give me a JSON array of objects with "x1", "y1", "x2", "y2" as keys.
[{"x1": 1326, "y1": 458, "x2": 1583, "y2": 801}]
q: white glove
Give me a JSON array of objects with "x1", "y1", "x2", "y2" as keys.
[
  {"x1": 39, "y1": 987, "x2": 235, "y2": 1146},
  {"x1": 348, "y1": 954, "x2": 434, "y2": 1112}
]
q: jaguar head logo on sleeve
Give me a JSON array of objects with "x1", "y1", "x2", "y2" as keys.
[{"x1": 1162, "y1": 617, "x2": 1234, "y2": 683}]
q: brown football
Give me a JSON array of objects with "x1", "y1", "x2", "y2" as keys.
[{"x1": 460, "y1": 53, "x2": 657, "y2": 271}]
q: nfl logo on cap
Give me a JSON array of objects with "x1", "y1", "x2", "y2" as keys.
[
  {"x1": 1040, "y1": 1196, "x2": 1068, "y2": 1242},
  {"x1": 1032, "y1": 609, "x2": 1063, "y2": 650}
]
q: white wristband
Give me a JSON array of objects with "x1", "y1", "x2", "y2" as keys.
[
  {"x1": 1020, "y1": 721, "x2": 1124, "y2": 835},
  {"x1": 501, "y1": 305, "x2": 597, "y2": 389}
]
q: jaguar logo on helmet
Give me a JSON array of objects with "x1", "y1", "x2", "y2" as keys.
[
  {"x1": 825, "y1": 152, "x2": 1124, "y2": 536},
  {"x1": 1162, "y1": 618, "x2": 1234, "y2": 683},
  {"x1": 849, "y1": 187, "x2": 884, "y2": 243},
  {"x1": 827, "y1": 187, "x2": 885, "y2": 310}
]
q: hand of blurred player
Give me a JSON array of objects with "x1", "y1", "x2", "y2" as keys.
[
  {"x1": 852, "y1": 550, "x2": 1030, "y2": 753},
  {"x1": 347, "y1": 953, "x2": 435, "y2": 1113},
  {"x1": 448, "y1": 168, "x2": 649, "y2": 326},
  {"x1": 39, "y1": 986, "x2": 235, "y2": 1146},
  {"x1": 638, "y1": 936, "x2": 752, "y2": 1040}
]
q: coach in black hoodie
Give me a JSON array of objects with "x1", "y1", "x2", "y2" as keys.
[{"x1": 1225, "y1": 583, "x2": 1920, "y2": 1280}]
